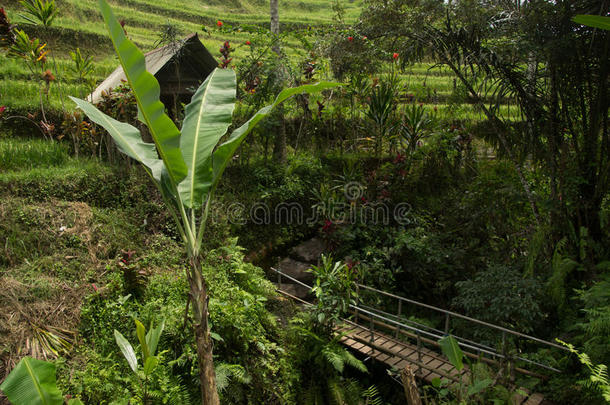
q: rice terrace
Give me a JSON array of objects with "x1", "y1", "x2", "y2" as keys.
[{"x1": 0, "y1": 0, "x2": 608, "y2": 404}]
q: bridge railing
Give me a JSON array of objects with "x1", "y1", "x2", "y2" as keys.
[
  {"x1": 269, "y1": 267, "x2": 567, "y2": 376},
  {"x1": 353, "y1": 283, "x2": 568, "y2": 374}
]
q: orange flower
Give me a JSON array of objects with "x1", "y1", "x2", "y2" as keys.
[{"x1": 41, "y1": 69, "x2": 55, "y2": 83}]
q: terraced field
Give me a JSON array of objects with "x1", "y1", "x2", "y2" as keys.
[
  {"x1": 0, "y1": 0, "x2": 520, "y2": 121},
  {"x1": 1, "y1": 0, "x2": 360, "y2": 110}
]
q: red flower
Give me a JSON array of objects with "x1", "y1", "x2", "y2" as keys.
[
  {"x1": 0, "y1": 106, "x2": 5, "y2": 116},
  {"x1": 392, "y1": 52, "x2": 399, "y2": 60},
  {"x1": 119, "y1": 19, "x2": 127, "y2": 35},
  {"x1": 245, "y1": 40, "x2": 251, "y2": 45},
  {"x1": 322, "y1": 219, "x2": 335, "y2": 233},
  {"x1": 217, "y1": 20, "x2": 223, "y2": 27},
  {"x1": 92, "y1": 283, "x2": 99, "y2": 292},
  {"x1": 348, "y1": 36, "x2": 353, "y2": 42}
]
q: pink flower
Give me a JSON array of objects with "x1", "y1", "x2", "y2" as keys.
[
  {"x1": 0, "y1": 106, "x2": 5, "y2": 116},
  {"x1": 217, "y1": 20, "x2": 223, "y2": 27},
  {"x1": 348, "y1": 36, "x2": 353, "y2": 42},
  {"x1": 362, "y1": 36, "x2": 367, "y2": 40},
  {"x1": 92, "y1": 283, "x2": 99, "y2": 292},
  {"x1": 392, "y1": 52, "x2": 399, "y2": 60},
  {"x1": 322, "y1": 219, "x2": 334, "y2": 233}
]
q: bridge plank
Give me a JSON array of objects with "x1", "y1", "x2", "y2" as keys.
[
  {"x1": 337, "y1": 324, "x2": 467, "y2": 384},
  {"x1": 376, "y1": 353, "x2": 392, "y2": 362},
  {"x1": 335, "y1": 325, "x2": 536, "y2": 401},
  {"x1": 523, "y1": 393, "x2": 544, "y2": 405}
]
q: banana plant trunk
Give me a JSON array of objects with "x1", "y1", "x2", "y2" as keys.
[{"x1": 188, "y1": 256, "x2": 220, "y2": 405}]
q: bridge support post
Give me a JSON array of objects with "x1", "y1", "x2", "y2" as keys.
[
  {"x1": 355, "y1": 285, "x2": 360, "y2": 323},
  {"x1": 370, "y1": 316, "x2": 375, "y2": 356},
  {"x1": 395, "y1": 300, "x2": 403, "y2": 338},
  {"x1": 416, "y1": 331, "x2": 422, "y2": 376}
]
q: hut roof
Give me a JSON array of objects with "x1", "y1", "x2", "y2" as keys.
[{"x1": 89, "y1": 33, "x2": 218, "y2": 104}]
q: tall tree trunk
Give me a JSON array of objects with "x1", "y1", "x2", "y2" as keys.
[
  {"x1": 270, "y1": 0, "x2": 280, "y2": 54},
  {"x1": 270, "y1": 0, "x2": 287, "y2": 164},
  {"x1": 272, "y1": 106, "x2": 287, "y2": 164},
  {"x1": 400, "y1": 366, "x2": 422, "y2": 405},
  {"x1": 188, "y1": 256, "x2": 220, "y2": 405}
]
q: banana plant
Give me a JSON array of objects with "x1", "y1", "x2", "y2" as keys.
[
  {"x1": 114, "y1": 319, "x2": 165, "y2": 403},
  {"x1": 70, "y1": 1, "x2": 340, "y2": 403},
  {"x1": 438, "y1": 335, "x2": 493, "y2": 403},
  {"x1": 0, "y1": 356, "x2": 83, "y2": 405}
]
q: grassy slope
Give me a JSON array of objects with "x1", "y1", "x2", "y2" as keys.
[
  {"x1": 0, "y1": 0, "x2": 363, "y2": 109},
  {"x1": 0, "y1": 0, "x2": 517, "y2": 121}
]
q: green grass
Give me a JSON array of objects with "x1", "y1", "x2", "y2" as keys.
[
  {"x1": 0, "y1": 138, "x2": 71, "y2": 171},
  {"x1": 0, "y1": 77, "x2": 92, "y2": 111}
]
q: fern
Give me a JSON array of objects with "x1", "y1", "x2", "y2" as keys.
[
  {"x1": 557, "y1": 339, "x2": 610, "y2": 402},
  {"x1": 328, "y1": 378, "x2": 346, "y2": 404},
  {"x1": 303, "y1": 383, "x2": 325, "y2": 405},
  {"x1": 524, "y1": 225, "x2": 548, "y2": 277},
  {"x1": 323, "y1": 346, "x2": 346, "y2": 373},
  {"x1": 341, "y1": 348, "x2": 367, "y2": 373},
  {"x1": 582, "y1": 307, "x2": 610, "y2": 337},
  {"x1": 215, "y1": 363, "x2": 250, "y2": 393},
  {"x1": 362, "y1": 385, "x2": 384, "y2": 405},
  {"x1": 548, "y1": 237, "x2": 580, "y2": 308}
]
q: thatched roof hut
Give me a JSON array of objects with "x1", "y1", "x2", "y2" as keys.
[{"x1": 89, "y1": 33, "x2": 218, "y2": 114}]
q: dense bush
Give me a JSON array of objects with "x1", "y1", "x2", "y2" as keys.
[
  {"x1": 65, "y1": 239, "x2": 297, "y2": 404},
  {"x1": 453, "y1": 263, "x2": 543, "y2": 334}
]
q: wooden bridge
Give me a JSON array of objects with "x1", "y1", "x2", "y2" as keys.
[{"x1": 270, "y1": 267, "x2": 568, "y2": 405}]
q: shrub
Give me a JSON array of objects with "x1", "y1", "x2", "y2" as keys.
[{"x1": 453, "y1": 263, "x2": 543, "y2": 334}]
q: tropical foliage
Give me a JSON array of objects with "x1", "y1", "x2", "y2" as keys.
[{"x1": 0, "y1": 0, "x2": 609, "y2": 403}]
